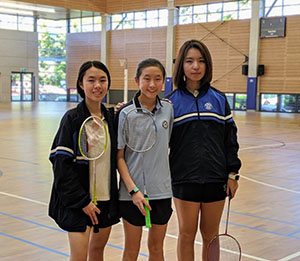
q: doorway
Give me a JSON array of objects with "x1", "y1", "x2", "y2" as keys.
[{"x1": 11, "y1": 72, "x2": 35, "y2": 101}]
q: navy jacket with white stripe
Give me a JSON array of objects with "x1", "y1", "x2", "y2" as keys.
[
  {"x1": 48, "y1": 101, "x2": 119, "y2": 232},
  {"x1": 166, "y1": 83, "x2": 241, "y2": 185}
]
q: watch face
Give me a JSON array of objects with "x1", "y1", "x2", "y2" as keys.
[{"x1": 235, "y1": 175, "x2": 240, "y2": 180}]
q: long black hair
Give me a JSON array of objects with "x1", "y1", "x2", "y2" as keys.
[{"x1": 76, "y1": 61, "x2": 111, "y2": 99}]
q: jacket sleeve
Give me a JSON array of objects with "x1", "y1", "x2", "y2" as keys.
[
  {"x1": 49, "y1": 113, "x2": 91, "y2": 209},
  {"x1": 224, "y1": 100, "x2": 242, "y2": 174}
]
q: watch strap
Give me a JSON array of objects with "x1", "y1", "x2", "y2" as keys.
[
  {"x1": 129, "y1": 187, "x2": 139, "y2": 195},
  {"x1": 228, "y1": 174, "x2": 240, "y2": 181}
]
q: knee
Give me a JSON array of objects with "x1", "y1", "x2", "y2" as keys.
[
  {"x1": 148, "y1": 243, "x2": 163, "y2": 255},
  {"x1": 179, "y1": 230, "x2": 196, "y2": 244},
  {"x1": 200, "y1": 229, "x2": 217, "y2": 245}
]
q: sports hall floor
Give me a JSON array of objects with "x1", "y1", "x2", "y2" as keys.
[{"x1": 0, "y1": 101, "x2": 299, "y2": 261}]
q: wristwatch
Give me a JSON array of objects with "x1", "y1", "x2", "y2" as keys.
[
  {"x1": 228, "y1": 174, "x2": 240, "y2": 181},
  {"x1": 129, "y1": 187, "x2": 139, "y2": 196}
]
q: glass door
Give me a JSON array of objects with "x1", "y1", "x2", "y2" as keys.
[{"x1": 11, "y1": 72, "x2": 35, "y2": 101}]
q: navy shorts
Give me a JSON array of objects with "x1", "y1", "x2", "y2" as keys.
[
  {"x1": 119, "y1": 198, "x2": 173, "y2": 226},
  {"x1": 86, "y1": 201, "x2": 120, "y2": 229},
  {"x1": 172, "y1": 183, "x2": 227, "y2": 203}
]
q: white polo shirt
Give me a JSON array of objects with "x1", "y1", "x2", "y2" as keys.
[{"x1": 118, "y1": 95, "x2": 174, "y2": 200}]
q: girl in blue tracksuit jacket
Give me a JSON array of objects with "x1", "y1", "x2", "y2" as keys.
[{"x1": 166, "y1": 40, "x2": 242, "y2": 261}]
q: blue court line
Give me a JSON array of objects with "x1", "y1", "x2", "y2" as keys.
[
  {"x1": 229, "y1": 210, "x2": 300, "y2": 228},
  {"x1": 222, "y1": 220, "x2": 300, "y2": 240},
  {"x1": 0, "y1": 231, "x2": 69, "y2": 257},
  {"x1": 0, "y1": 212, "x2": 149, "y2": 258},
  {"x1": 0, "y1": 212, "x2": 63, "y2": 232},
  {"x1": 287, "y1": 229, "x2": 300, "y2": 236}
]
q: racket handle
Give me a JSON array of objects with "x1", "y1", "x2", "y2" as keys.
[
  {"x1": 144, "y1": 196, "x2": 152, "y2": 228},
  {"x1": 93, "y1": 224, "x2": 99, "y2": 233}
]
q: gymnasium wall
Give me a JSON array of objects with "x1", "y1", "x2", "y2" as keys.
[
  {"x1": 175, "y1": 19, "x2": 250, "y2": 93},
  {"x1": 0, "y1": 29, "x2": 38, "y2": 102},
  {"x1": 259, "y1": 15, "x2": 300, "y2": 94},
  {"x1": 66, "y1": 32, "x2": 101, "y2": 90}
]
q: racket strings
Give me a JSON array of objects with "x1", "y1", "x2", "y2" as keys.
[
  {"x1": 207, "y1": 235, "x2": 241, "y2": 260},
  {"x1": 123, "y1": 111, "x2": 156, "y2": 152},
  {"x1": 79, "y1": 118, "x2": 107, "y2": 159}
]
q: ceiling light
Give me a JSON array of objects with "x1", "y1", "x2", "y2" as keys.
[
  {"x1": 0, "y1": 7, "x2": 33, "y2": 16},
  {"x1": 0, "y1": 2, "x2": 55, "y2": 13}
]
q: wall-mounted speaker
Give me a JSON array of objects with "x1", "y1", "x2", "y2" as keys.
[
  {"x1": 242, "y1": 65, "x2": 248, "y2": 75},
  {"x1": 257, "y1": 64, "x2": 265, "y2": 76}
]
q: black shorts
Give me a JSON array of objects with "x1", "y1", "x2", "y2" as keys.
[
  {"x1": 86, "y1": 201, "x2": 120, "y2": 229},
  {"x1": 119, "y1": 198, "x2": 173, "y2": 226},
  {"x1": 172, "y1": 182, "x2": 227, "y2": 203}
]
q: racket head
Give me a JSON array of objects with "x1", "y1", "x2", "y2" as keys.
[
  {"x1": 78, "y1": 115, "x2": 108, "y2": 160},
  {"x1": 207, "y1": 233, "x2": 242, "y2": 261},
  {"x1": 122, "y1": 108, "x2": 157, "y2": 153}
]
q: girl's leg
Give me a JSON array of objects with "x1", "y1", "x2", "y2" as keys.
[
  {"x1": 200, "y1": 200, "x2": 225, "y2": 261},
  {"x1": 173, "y1": 197, "x2": 201, "y2": 261},
  {"x1": 68, "y1": 226, "x2": 91, "y2": 261},
  {"x1": 147, "y1": 223, "x2": 168, "y2": 261},
  {"x1": 88, "y1": 226, "x2": 112, "y2": 261},
  {"x1": 122, "y1": 219, "x2": 143, "y2": 261}
]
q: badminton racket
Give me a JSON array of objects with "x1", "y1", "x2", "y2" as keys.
[
  {"x1": 122, "y1": 107, "x2": 157, "y2": 228},
  {"x1": 207, "y1": 194, "x2": 242, "y2": 261},
  {"x1": 78, "y1": 115, "x2": 108, "y2": 233}
]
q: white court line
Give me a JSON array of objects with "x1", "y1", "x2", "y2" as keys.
[
  {"x1": 277, "y1": 251, "x2": 300, "y2": 261},
  {"x1": 241, "y1": 176, "x2": 300, "y2": 194},
  {"x1": 0, "y1": 191, "x2": 271, "y2": 261},
  {"x1": 0, "y1": 191, "x2": 48, "y2": 206},
  {"x1": 240, "y1": 141, "x2": 300, "y2": 151},
  {"x1": 240, "y1": 143, "x2": 283, "y2": 151},
  {"x1": 164, "y1": 232, "x2": 270, "y2": 261}
]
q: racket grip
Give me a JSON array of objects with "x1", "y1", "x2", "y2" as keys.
[
  {"x1": 93, "y1": 224, "x2": 99, "y2": 233},
  {"x1": 144, "y1": 196, "x2": 152, "y2": 228}
]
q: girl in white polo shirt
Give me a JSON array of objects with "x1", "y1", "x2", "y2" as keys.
[{"x1": 117, "y1": 58, "x2": 173, "y2": 261}]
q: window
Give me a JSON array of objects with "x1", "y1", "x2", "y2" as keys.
[
  {"x1": 223, "y1": 2, "x2": 238, "y2": 20},
  {"x1": 0, "y1": 14, "x2": 17, "y2": 30},
  {"x1": 265, "y1": 0, "x2": 300, "y2": 17},
  {"x1": 135, "y1": 11, "x2": 146, "y2": 28},
  {"x1": 279, "y1": 94, "x2": 296, "y2": 112},
  {"x1": 207, "y1": 3, "x2": 222, "y2": 22},
  {"x1": 18, "y1": 16, "x2": 34, "y2": 32},
  {"x1": 147, "y1": 10, "x2": 159, "y2": 27},
  {"x1": 260, "y1": 94, "x2": 278, "y2": 111},
  {"x1": 179, "y1": 6, "x2": 193, "y2": 24},
  {"x1": 38, "y1": 19, "x2": 66, "y2": 34},
  {"x1": 111, "y1": 9, "x2": 168, "y2": 30},
  {"x1": 235, "y1": 93, "x2": 247, "y2": 110},
  {"x1": 178, "y1": 0, "x2": 252, "y2": 24},
  {"x1": 82, "y1": 17, "x2": 93, "y2": 32},
  {"x1": 225, "y1": 93, "x2": 234, "y2": 109}
]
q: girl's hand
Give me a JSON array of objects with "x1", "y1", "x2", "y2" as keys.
[
  {"x1": 131, "y1": 191, "x2": 152, "y2": 216},
  {"x1": 115, "y1": 102, "x2": 126, "y2": 113},
  {"x1": 226, "y1": 179, "x2": 239, "y2": 199},
  {"x1": 82, "y1": 201, "x2": 101, "y2": 225}
]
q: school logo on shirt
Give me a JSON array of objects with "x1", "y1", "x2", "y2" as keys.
[
  {"x1": 204, "y1": 102, "x2": 213, "y2": 110},
  {"x1": 162, "y1": 120, "x2": 168, "y2": 129}
]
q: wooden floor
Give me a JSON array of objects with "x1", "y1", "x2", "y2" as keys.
[{"x1": 0, "y1": 101, "x2": 300, "y2": 261}]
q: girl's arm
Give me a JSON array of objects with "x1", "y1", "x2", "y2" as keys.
[{"x1": 117, "y1": 149, "x2": 151, "y2": 216}]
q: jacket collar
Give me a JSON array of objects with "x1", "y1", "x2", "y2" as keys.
[
  {"x1": 182, "y1": 82, "x2": 210, "y2": 97},
  {"x1": 77, "y1": 100, "x2": 108, "y2": 120},
  {"x1": 133, "y1": 90, "x2": 162, "y2": 113}
]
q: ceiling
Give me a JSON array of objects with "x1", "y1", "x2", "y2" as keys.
[{"x1": 0, "y1": 0, "x2": 101, "y2": 20}]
